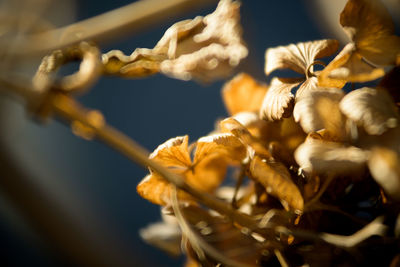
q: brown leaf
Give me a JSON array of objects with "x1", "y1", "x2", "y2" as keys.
[
  {"x1": 340, "y1": 87, "x2": 399, "y2": 135},
  {"x1": 222, "y1": 73, "x2": 268, "y2": 115},
  {"x1": 249, "y1": 156, "x2": 304, "y2": 212},
  {"x1": 368, "y1": 147, "x2": 400, "y2": 201}
]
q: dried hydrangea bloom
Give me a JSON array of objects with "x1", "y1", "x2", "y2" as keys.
[
  {"x1": 260, "y1": 39, "x2": 339, "y2": 121},
  {"x1": 319, "y1": 0, "x2": 400, "y2": 85},
  {"x1": 340, "y1": 87, "x2": 399, "y2": 135},
  {"x1": 103, "y1": 0, "x2": 247, "y2": 82}
]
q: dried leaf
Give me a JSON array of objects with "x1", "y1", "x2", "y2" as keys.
[
  {"x1": 340, "y1": 87, "x2": 399, "y2": 135},
  {"x1": 293, "y1": 89, "x2": 347, "y2": 140},
  {"x1": 294, "y1": 140, "x2": 368, "y2": 175},
  {"x1": 222, "y1": 73, "x2": 268, "y2": 115},
  {"x1": 150, "y1": 135, "x2": 192, "y2": 168},
  {"x1": 249, "y1": 156, "x2": 304, "y2": 212},
  {"x1": 368, "y1": 147, "x2": 400, "y2": 200}
]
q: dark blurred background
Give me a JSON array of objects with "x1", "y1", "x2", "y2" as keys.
[{"x1": 1, "y1": 0, "x2": 397, "y2": 266}]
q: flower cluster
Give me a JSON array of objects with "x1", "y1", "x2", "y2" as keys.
[{"x1": 137, "y1": 0, "x2": 400, "y2": 266}]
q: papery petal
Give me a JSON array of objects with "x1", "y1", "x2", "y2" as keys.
[
  {"x1": 222, "y1": 73, "x2": 268, "y2": 115},
  {"x1": 368, "y1": 147, "x2": 400, "y2": 200},
  {"x1": 249, "y1": 156, "x2": 304, "y2": 212},
  {"x1": 265, "y1": 39, "x2": 339, "y2": 75},
  {"x1": 195, "y1": 133, "x2": 247, "y2": 164},
  {"x1": 295, "y1": 76, "x2": 319, "y2": 99},
  {"x1": 319, "y1": 43, "x2": 385, "y2": 84},
  {"x1": 102, "y1": 48, "x2": 165, "y2": 77},
  {"x1": 137, "y1": 173, "x2": 191, "y2": 206},
  {"x1": 340, "y1": 0, "x2": 395, "y2": 44},
  {"x1": 293, "y1": 89, "x2": 346, "y2": 140},
  {"x1": 294, "y1": 140, "x2": 368, "y2": 175},
  {"x1": 340, "y1": 87, "x2": 399, "y2": 135},
  {"x1": 259, "y1": 77, "x2": 301, "y2": 121},
  {"x1": 150, "y1": 135, "x2": 192, "y2": 169}
]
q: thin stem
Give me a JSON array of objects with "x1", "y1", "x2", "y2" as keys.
[{"x1": 5, "y1": 0, "x2": 218, "y2": 56}]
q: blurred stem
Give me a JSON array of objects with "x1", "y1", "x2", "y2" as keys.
[{"x1": 6, "y1": 0, "x2": 218, "y2": 56}]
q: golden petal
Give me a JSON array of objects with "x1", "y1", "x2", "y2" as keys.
[
  {"x1": 265, "y1": 39, "x2": 339, "y2": 75},
  {"x1": 195, "y1": 133, "x2": 247, "y2": 164},
  {"x1": 368, "y1": 147, "x2": 400, "y2": 201},
  {"x1": 222, "y1": 73, "x2": 268, "y2": 115},
  {"x1": 137, "y1": 173, "x2": 191, "y2": 206},
  {"x1": 294, "y1": 140, "x2": 368, "y2": 175},
  {"x1": 150, "y1": 135, "x2": 192, "y2": 169},
  {"x1": 293, "y1": 89, "x2": 346, "y2": 140},
  {"x1": 319, "y1": 43, "x2": 385, "y2": 84},
  {"x1": 249, "y1": 156, "x2": 304, "y2": 212},
  {"x1": 259, "y1": 77, "x2": 300, "y2": 121},
  {"x1": 340, "y1": 0, "x2": 395, "y2": 44},
  {"x1": 340, "y1": 87, "x2": 399, "y2": 135}
]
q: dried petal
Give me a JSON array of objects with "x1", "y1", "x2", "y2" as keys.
[
  {"x1": 222, "y1": 73, "x2": 268, "y2": 115},
  {"x1": 159, "y1": 0, "x2": 247, "y2": 81},
  {"x1": 294, "y1": 140, "x2": 368, "y2": 175},
  {"x1": 102, "y1": 48, "x2": 165, "y2": 77},
  {"x1": 340, "y1": 0, "x2": 400, "y2": 66},
  {"x1": 259, "y1": 77, "x2": 299, "y2": 121},
  {"x1": 319, "y1": 43, "x2": 385, "y2": 84},
  {"x1": 293, "y1": 89, "x2": 346, "y2": 140},
  {"x1": 265, "y1": 39, "x2": 339, "y2": 75},
  {"x1": 340, "y1": 87, "x2": 399, "y2": 135},
  {"x1": 319, "y1": 0, "x2": 400, "y2": 84},
  {"x1": 249, "y1": 156, "x2": 304, "y2": 212},
  {"x1": 137, "y1": 173, "x2": 191, "y2": 206},
  {"x1": 195, "y1": 133, "x2": 247, "y2": 164},
  {"x1": 150, "y1": 135, "x2": 192, "y2": 169},
  {"x1": 368, "y1": 147, "x2": 400, "y2": 200}
]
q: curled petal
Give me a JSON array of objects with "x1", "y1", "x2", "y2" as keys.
[
  {"x1": 265, "y1": 39, "x2": 339, "y2": 75},
  {"x1": 102, "y1": 48, "x2": 165, "y2": 77},
  {"x1": 249, "y1": 156, "x2": 304, "y2": 212},
  {"x1": 259, "y1": 77, "x2": 300, "y2": 121},
  {"x1": 295, "y1": 140, "x2": 368, "y2": 175},
  {"x1": 293, "y1": 88, "x2": 346, "y2": 140},
  {"x1": 222, "y1": 73, "x2": 268, "y2": 115},
  {"x1": 318, "y1": 43, "x2": 385, "y2": 84},
  {"x1": 340, "y1": 87, "x2": 399, "y2": 135},
  {"x1": 368, "y1": 147, "x2": 400, "y2": 201}
]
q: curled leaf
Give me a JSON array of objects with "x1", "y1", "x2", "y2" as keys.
[
  {"x1": 249, "y1": 156, "x2": 304, "y2": 212},
  {"x1": 340, "y1": 87, "x2": 399, "y2": 135}
]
